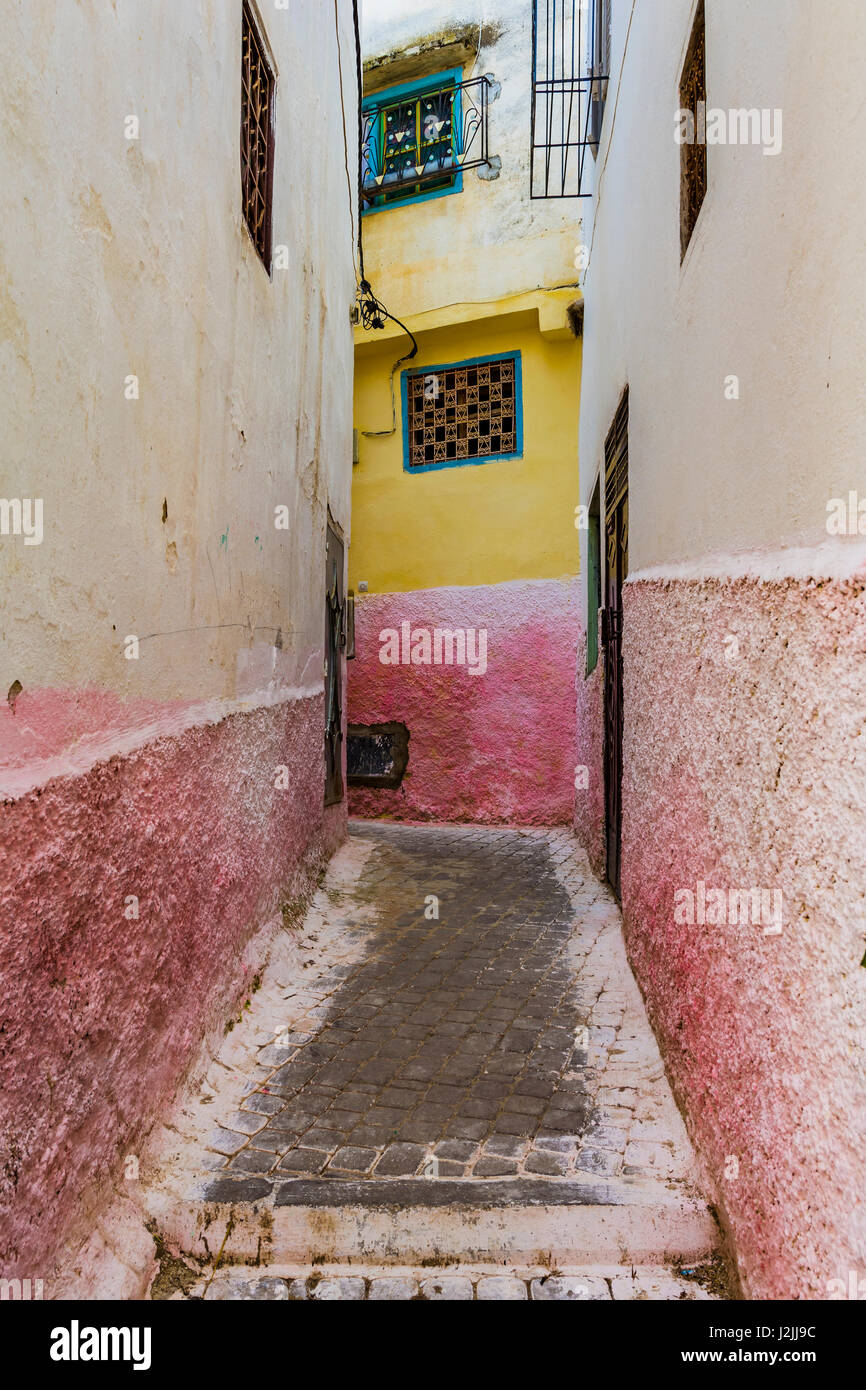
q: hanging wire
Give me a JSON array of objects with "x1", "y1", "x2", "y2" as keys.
[{"x1": 351, "y1": 0, "x2": 418, "y2": 437}]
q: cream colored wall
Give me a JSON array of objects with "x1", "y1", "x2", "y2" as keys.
[
  {"x1": 0, "y1": 0, "x2": 356, "y2": 719},
  {"x1": 361, "y1": 0, "x2": 581, "y2": 316},
  {"x1": 578, "y1": 0, "x2": 866, "y2": 579}
]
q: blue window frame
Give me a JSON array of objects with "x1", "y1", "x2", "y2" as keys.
[
  {"x1": 362, "y1": 69, "x2": 464, "y2": 214},
  {"x1": 401, "y1": 352, "x2": 524, "y2": 474}
]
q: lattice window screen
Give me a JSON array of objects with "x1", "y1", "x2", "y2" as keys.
[
  {"x1": 406, "y1": 357, "x2": 518, "y2": 468},
  {"x1": 679, "y1": 1, "x2": 707, "y2": 259},
  {"x1": 241, "y1": 3, "x2": 275, "y2": 269}
]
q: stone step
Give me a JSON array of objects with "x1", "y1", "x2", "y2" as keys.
[
  {"x1": 183, "y1": 1263, "x2": 720, "y2": 1301},
  {"x1": 142, "y1": 1171, "x2": 718, "y2": 1271}
]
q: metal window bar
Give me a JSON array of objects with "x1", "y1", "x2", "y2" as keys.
[
  {"x1": 361, "y1": 75, "x2": 490, "y2": 206},
  {"x1": 241, "y1": 2, "x2": 275, "y2": 268},
  {"x1": 531, "y1": 0, "x2": 608, "y2": 198}
]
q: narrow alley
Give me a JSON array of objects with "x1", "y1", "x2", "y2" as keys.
[
  {"x1": 82, "y1": 823, "x2": 722, "y2": 1301},
  {"x1": 2, "y1": 0, "x2": 865, "y2": 1362}
]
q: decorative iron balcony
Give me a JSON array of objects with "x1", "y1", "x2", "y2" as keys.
[
  {"x1": 361, "y1": 74, "x2": 492, "y2": 209},
  {"x1": 530, "y1": 0, "x2": 610, "y2": 198}
]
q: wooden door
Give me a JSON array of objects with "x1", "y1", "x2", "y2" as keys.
[
  {"x1": 602, "y1": 389, "x2": 628, "y2": 899},
  {"x1": 324, "y1": 521, "x2": 345, "y2": 806}
]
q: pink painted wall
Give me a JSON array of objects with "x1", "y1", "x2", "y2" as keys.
[
  {"x1": 619, "y1": 573, "x2": 866, "y2": 1299},
  {"x1": 347, "y1": 579, "x2": 580, "y2": 825},
  {"x1": 0, "y1": 694, "x2": 327, "y2": 1280}
]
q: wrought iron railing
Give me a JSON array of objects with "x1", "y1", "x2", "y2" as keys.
[
  {"x1": 531, "y1": 0, "x2": 610, "y2": 198},
  {"x1": 361, "y1": 74, "x2": 492, "y2": 206}
]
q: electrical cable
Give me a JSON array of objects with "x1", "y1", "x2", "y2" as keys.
[
  {"x1": 351, "y1": 0, "x2": 419, "y2": 438},
  {"x1": 357, "y1": 280, "x2": 418, "y2": 437},
  {"x1": 335, "y1": 0, "x2": 358, "y2": 284},
  {"x1": 352, "y1": 0, "x2": 366, "y2": 282}
]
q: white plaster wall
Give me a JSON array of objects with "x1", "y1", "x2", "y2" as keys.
[
  {"x1": 360, "y1": 0, "x2": 585, "y2": 310},
  {"x1": 578, "y1": 0, "x2": 866, "y2": 580},
  {"x1": 0, "y1": 0, "x2": 357, "y2": 731},
  {"x1": 574, "y1": 0, "x2": 866, "y2": 1298}
]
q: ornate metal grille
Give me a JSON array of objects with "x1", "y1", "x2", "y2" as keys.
[
  {"x1": 602, "y1": 387, "x2": 628, "y2": 900},
  {"x1": 405, "y1": 357, "x2": 518, "y2": 469},
  {"x1": 241, "y1": 2, "x2": 275, "y2": 268},
  {"x1": 680, "y1": 0, "x2": 707, "y2": 259},
  {"x1": 362, "y1": 75, "x2": 490, "y2": 207},
  {"x1": 531, "y1": 0, "x2": 609, "y2": 198},
  {"x1": 604, "y1": 387, "x2": 629, "y2": 527}
]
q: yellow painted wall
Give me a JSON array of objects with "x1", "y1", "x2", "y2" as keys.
[{"x1": 351, "y1": 304, "x2": 581, "y2": 594}]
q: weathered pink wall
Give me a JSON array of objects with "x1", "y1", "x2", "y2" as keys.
[
  {"x1": 348, "y1": 580, "x2": 580, "y2": 825},
  {"x1": 0, "y1": 694, "x2": 327, "y2": 1280},
  {"x1": 619, "y1": 572, "x2": 866, "y2": 1299}
]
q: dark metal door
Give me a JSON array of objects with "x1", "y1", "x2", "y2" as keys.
[
  {"x1": 324, "y1": 521, "x2": 345, "y2": 806},
  {"x1": 602, "y1": 389, "x2": 628, "y2": 899}
]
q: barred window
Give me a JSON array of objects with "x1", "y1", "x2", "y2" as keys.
[
  {"x1": 241, "y1": 2, "x2": 275, "y2": 270},
  {"x1": 679, "y1": 0, "x2": 706, "y2": 260},
  {"x1": 363, "y1": 76, "x2": 459, "y2": 209},
  {"x1": 403, "y1": 354, "x2": 523, "y2": 471}
]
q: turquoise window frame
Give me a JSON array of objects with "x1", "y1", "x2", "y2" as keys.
[
  {"x1": 362, "y1": 68, "x2": 464, "y2": 215},
  {"x1": 401, "y1": 351, "x2": 524, "y2": 475}
]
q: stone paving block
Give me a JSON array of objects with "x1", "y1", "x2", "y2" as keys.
[
  {"x1": 474, "y1": 1156, "x2": 518, "y2": 1176},
  {"x1": 278, "y1": 1148, "x2": 329, "y2": 1173},
  {"x1": 256, "y1": 1045, "x2": 294, "y2": 1067},
  {"x1": 506, "y1": 1093, "x2": 546, "y2": 1116},
  {"x1": 530, "y1": 1276, "x2": 611, "y2": 1301},
  {"x1": 241, "y1": 1092, "x2": 286, "y2": 1116},
  {"x1": 476, "y1": 1277, "x2": 528, "y2": 1301},
  {"x1": 301, "y1": 1127, "x2": 345, "y2": 1151},
  {"x1": 328, "y1": 1145, "x2": 379, "y2": 1173},
  {"x1": 229, "y1": 1148, "x2": 274, "y2": 1174},
  {"x1": 202, "y1": 1175, "x2": 272, "y2": 1203},
  {"x1": 368, "y1": 1278, "x2": 420, "y2": 1300},
  {"x1": 482, "y1": 1135, "x2": 528, "y2": 1159},
  {"x1": 203, "y1": 1275, "x2": 288, "y2": 1301},
  {"x1": 310, "y1": 1278, "x2": 366, "y2": 1301},
  {"x1": 574, "y1": 1147, "x2": 621, "y2": 1176},
  {"x1": 274, "y1": 1109, "x2": 319, "y2": 1132},
  {"x1": 433, "y1": 1139, "x2": 478, "y2": 1162},
  {"x1": 524, "y1": 1149, "x2": 570, "y2": 1176},
  {"x1": 207, "y1": 1127, "x2": 249, "y2": 1156},
  {"x1": 374, "y1": 1143, "x2": 426, "y2": 1176},
  {"x1": 248, "y1": 1130, "x2": 291, "y2": 1154},
  {"x1": 226, "y1": 1110, "x2": 269, "y2": 1135},
  {"x1": 200, "y1": 1150, "x2": 228, "y2": 1172},
  {"x1": 533, "y1": 1133, "x2": 577, "y2": 1152},
  {"x1": 420, "y1": 1277, "x2": 474, "y2": 1301},
  {"x1": 350, "y1": 1124, "x2": 396, "y2": 1147},
  {"x1": 492, "y1": 1112, "x2": 536, "y2": 1138},
  {"x1": 583, "y1": 1124, "x2": 629, "y2": 1152}
]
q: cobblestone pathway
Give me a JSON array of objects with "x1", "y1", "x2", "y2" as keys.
[
  {"x1": 220, "y1": 825, "x2": 605, "y2": 1181},
  {"x1": 202, "y1": 823, "x2": 696, "y2": 1190},
  {"x1": 121, "y1": 823, "x2": 723, "y2": 1301}
]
